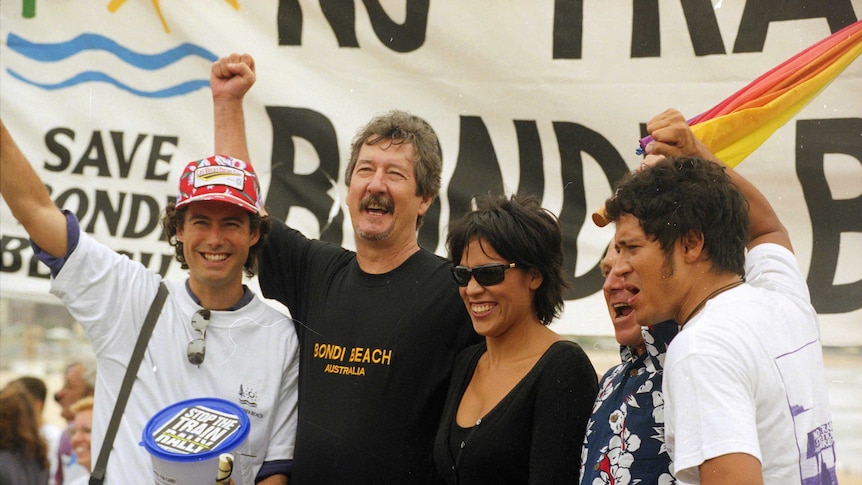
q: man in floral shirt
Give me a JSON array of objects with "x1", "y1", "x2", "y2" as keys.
[{"x1": 579, "y1": 244, "x2": 677, "y2": 485}]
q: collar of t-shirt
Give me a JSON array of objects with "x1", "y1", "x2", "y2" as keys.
[{"x1": 184, "y1": 280, "x2": 253, "y2": 311}]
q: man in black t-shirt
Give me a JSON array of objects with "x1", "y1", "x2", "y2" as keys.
[{"x1": 210, "y1": 53, "x2": 478, "y2": 484}]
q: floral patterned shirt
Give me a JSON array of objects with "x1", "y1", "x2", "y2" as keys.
[{"x1": 579, "y1": 321, "x2": 679, "y2": 485}]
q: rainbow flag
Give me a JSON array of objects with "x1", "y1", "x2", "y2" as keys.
[{"x1": 639, "y1": 20, "x2": 862, "y2": 167}]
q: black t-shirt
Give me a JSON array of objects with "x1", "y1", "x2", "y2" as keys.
[{"x1": 260, "y1": 219, "x2": 478, "y2": 484}]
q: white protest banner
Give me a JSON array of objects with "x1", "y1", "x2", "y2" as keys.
[{"x1": 1, "y1": 1, "x2": 860, "y2": 343}]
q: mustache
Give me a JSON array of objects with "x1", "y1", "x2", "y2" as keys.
[{"x1": 360, "y1": 194, "x2": 394, "y2": 212}]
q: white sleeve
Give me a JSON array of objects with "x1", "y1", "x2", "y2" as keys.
[{"x1": 744, "y1": 243, "x2": 810, "y2": 304}]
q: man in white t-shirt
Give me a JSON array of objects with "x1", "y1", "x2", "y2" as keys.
[
  {"x1": 601, "y1": 109, "x2": 837, "y2": 484},
  {"x1": 0, "y1": 120, "x2": 299, "y2": 485}
]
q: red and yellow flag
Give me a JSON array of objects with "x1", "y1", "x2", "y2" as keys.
[{"x1": 640, "y1": 20, "x2": 862, "y2": 167}]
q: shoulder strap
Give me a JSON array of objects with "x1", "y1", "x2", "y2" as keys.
[{"x1": 89, "y1": 281, "x2": 169, "y2": 485}]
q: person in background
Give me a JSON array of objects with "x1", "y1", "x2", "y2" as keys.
[
  {"x1": 578, "y1": 243, "x2": 677, "y2": 484},
  {"x1": 0, "y1": 381, "x2": 50, "y2": 485},
  {"x1": 12, "y1": 376, "x2": 64, "y2": 485},
  {"x1": 0, "y1": 120, "x2": 299, "y2": 485},
  {"x1": 64, "y1": 397, "x2": 94, "y2": 485},
  {"x1": 211, "y1": 53, "x2": 479, "y2": 483},
  {"x1": 433, "y1": 193, "x2": 598, "y2": 483},
  {"x1": 52, "y1": 359, "x2": 96, "y2": 485},
  {"x1": 602, "y1": 108, "x2": 837, "y2": 483}
]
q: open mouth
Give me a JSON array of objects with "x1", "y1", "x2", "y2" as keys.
[
  {"x1": 613, "y1": 302, "x2": 634, "y2": 319},
  {"x1": 361, "y1": 195, "x2": 393, "y2": 215},
  {"x1": 203, "y1": 253, "x2": 228, "y2": 262},
  {"x1": 365, "y1": 206, "x2": 390, "y2": 215},
  {"x1": 471, "y1": 302, "x2": 495, "y2": 315}
]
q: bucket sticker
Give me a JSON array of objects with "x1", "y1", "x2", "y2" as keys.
[{"x1": 151, "y1": 404, "x2": 242, "y2": 455}]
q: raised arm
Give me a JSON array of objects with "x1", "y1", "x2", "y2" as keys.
[
  {"x1": 643, "y1": 108, "x2": 792, "y2": 252},
  {"x1": 0, "y1": 120, "x2": 68, "y2": 257},
  {"x1": 212, "y1": 53, "x2": 256, "y2": 162}
]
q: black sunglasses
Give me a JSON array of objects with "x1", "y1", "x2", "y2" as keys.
[
  {"x1": 187, "y1": 309, "x2": 211, "y2": 366},
  {"x1": 451, "y1": 262, "x2": 517, "y2": 287}
]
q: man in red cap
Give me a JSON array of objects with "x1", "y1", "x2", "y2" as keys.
[{"x1": 0, "y1": 121, "x2": 298, "y2": 485}]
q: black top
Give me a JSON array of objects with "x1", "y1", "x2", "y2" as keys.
[
  {"x1": 434, "y1": 341, "x2": 598, "y2": 484},
  {"x1": 260, "y1": 219, "x2": 479, "y2": 484}
]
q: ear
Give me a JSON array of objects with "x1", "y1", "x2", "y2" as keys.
[
  {"x1": 417, "y1": 194, "x2": 435, "y2": 217},
  {"x1": 175, "y1": 224, "x2": 185, "y2": 243},
  {"x1": 249, "y1": 225, "x2": 261, "y2": 246},
  {"x1": 681, "y1": 230, "x2": 705, "y2": 263},
  {"x1": 528, "y1": 268, "x2": 544, "y2": 291}
]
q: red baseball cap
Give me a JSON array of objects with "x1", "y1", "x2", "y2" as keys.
[{"x1": 175, "y1": 155, "x2": 262, "y2": 215}]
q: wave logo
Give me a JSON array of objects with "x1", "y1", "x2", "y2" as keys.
[{"x1": 5, "y1": 32, "x2": 218, "y2": 98}]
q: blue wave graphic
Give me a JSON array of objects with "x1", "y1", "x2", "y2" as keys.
[
  {"x1": 7, "y1": 69, "x2": 210, "y2": 98},
  {"x1": 5, "y1": 32, "x2": 217, "y2": 98},
  {"x1": 7, "y1": 32, "x2": 218, "y2": 68}
]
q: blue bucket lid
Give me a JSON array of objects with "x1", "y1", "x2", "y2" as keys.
[{"x1": 141, "y1": 397, "x2": 250, "y2": 463}]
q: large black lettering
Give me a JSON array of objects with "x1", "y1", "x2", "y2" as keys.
[
  {"x1": 631, "y1": 0, "x2": 660, "y2": 58},
  {"x1": 554, "y1": 122, "x2": 629, "y2": 300},
  {"x1": 44, "y1": 127, "x2": 74, "y2": 172},
  {"x1": 123, "y1": 194, "x2": 161, "y2": 238},
  {"x1": 146, "y1": 136, "x2": 177, "y2": 181},
  {"x1": 110, "y1": 131, "x2": 147, "y2": 178},
  {"x1": 796, "y1": 118, "x2": 862, "y2": 314},
  {"x1": 53, "y1": 188, "x2": 89, "y2": 222},
  {"x1": 72, "y1": 131, "x2": 111, "y2": 177},
  {"x1": 513, "y1": 121, "x2": 546, "y2": 198},
  {"x1": 278, "y1": 0, "x2": 429, "y2": 52},
  {"x1": 0, "y1": 235, "x2": 29, "y2": 273},
  {"x1": 734, "y1": 0, "x2": 857, "y2": 53},
  {"x1": 84, "y1": 190, "x2": 126, "y2": 236},
  {"x1": 447, "y1": 116, "x2": 505, "y2": 223},
  {"x1": 552, "y1": 0, "x2": 583, "y2": 59},
  {"x1": 446, "y1": 118, "x2": 543, "y2": 250},
  {"x1": 266, "y1": 106, "x2": 344, "y2": 244},
  {"x1": 0, "y1": 236, "x2": 51, "y2": 279},
  {"x1": 631, "y1": 0, "x2": 724, "y2": 57},
  {"x1": 447, "y1": 118, "x2": 546, "y2": 212},
  {"x1": 417, "y1": 197, "x2": 441, "y2": 253},
  {"x1": 28, "y1": 256, "x2": 51, "y2": 279}
]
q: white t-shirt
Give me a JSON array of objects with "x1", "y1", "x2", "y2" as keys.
[
  {"x1": 665, "y1": 243, "x2": 836, "y2": 484},
  {"x1": 50, "y1": 232, "x2": 299, "y2": 485}
]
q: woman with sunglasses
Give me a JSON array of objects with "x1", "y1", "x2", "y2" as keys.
[{"x1": 434, "y1": 193, "x2": 598, "y2": 484}]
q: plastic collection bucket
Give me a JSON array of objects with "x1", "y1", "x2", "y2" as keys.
[{"x1": 140, "y1": 397, "x2": 250, "y2": 485}]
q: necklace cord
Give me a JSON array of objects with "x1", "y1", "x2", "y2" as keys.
[{"x1": 681, "y1": 279, "x2": 744, "y2": 326}]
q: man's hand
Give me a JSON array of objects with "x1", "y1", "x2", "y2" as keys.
[
  {"x1": 643, "y1": 108, "x2": 718, "y2": 162},
  {"x1": 211, "y1": 53, "x2": 256, "y2": 103},
  {"x1": 212, "y1": 53, "x2": 256, "y2": 162}
]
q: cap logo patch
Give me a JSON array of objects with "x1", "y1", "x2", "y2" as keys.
[{"x1": 194, "y1": 166, "x2": 245, "y2": 191}]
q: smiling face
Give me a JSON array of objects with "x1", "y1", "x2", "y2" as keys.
[
  {"x1": 458, "y1": 237, "x2": 542, "y2": 338},
  {"x1": 176, "y1": 200, "x2": 260, "y2": 297},
  {"x1": 601, "y1": 244, "x2": 644, "y2": 354},
  {"x1": 70, "y1": 408, "x2": 93, "y2": 471},
  {"x1": 612, "y1": 213, "x2": 683, "y2": 327},
  {"x1": 346, "y1": 139, "x2": 433, "y2": 249}
]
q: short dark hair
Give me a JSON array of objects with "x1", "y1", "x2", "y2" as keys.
[
  {"x1": 604, "y1": 156, "x2": 749, "y2": 277},
  {"x1": 447, "y1": 193, "x2": 567, "y2": 326},
  {"x1": 345, "y1": 110, "x2": 442, "y2": 229},
  {"x1": 161, "y1": 203, "x2": 271, "y2": 278}
]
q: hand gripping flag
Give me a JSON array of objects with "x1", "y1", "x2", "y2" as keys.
[
  {"x1": 594, "y1": 21, "x2": 862, "y2": 227},
  {"x1": 638, "y1": 20, "x2": 862, "y2": 168}
]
